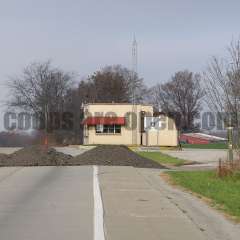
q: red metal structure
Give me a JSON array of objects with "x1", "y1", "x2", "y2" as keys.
[{"x1": 180, "y1": 134, "x2": 210, "y2": 144}]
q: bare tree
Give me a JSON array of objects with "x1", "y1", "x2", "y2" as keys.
[
  {"x1": 63, "y1": 65, "x2": 148, "y2": 143},
  {"x1": 151, "y1": 70, "x2": 204, "y2": 131},
  {"x1": 101, "y1": 65, "x2": 148, "y2": 103},
  {"x1": 83, "y1": 65, "x2": 147, "y2": 103},
  {"x1": 63, "y1": 82, "x2": 91, "y2": 144},
  {"x1": 90, "y1": 69, "x2": 128, "y2": 103},
  {"x1": 7, "y1": 61, "x2": 74, "y2": 132},
  {"x1": 204, "y1": 39, "x2": 240, "y2": 143}
]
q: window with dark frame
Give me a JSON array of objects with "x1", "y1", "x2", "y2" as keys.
[{"x1": 95, "y1": 124, "x2": 121, "y2": 134}]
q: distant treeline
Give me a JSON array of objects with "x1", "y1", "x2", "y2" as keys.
[{"x1": 0, "y1": 131, "x2": 43, "y2": 147}]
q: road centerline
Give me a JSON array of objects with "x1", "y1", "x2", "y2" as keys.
[{"x1": 93, "y1": 166, "x2": 105, "y2": 240}]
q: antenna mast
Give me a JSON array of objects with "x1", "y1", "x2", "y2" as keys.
[
  {"x1": 132, "y1": 35, "x2": 138, "y2": 145},
  {"x1": 132, "y1": 35, "x2": 138, "y2": 81}
]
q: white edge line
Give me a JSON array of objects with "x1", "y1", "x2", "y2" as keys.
[{"x1": 93, "y1": 165, "x2": 105, "y2": 240}]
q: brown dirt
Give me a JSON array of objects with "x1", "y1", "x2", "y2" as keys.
[{"x1": 0, "y1": 145, "x2": 166, "y2": 169}]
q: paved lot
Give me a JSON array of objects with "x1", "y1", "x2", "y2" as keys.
[
  {"x1": 0, "y1": 147, "x2": 22, "y2": 154},
  {"x1": 161, "y1": 149, "x2": 227, "y2": 163},
  {"x1": 54, "y1": 146, "x2": 95, "y2": 157},
  {"x1": 161, "y1": 149, "x2": 228, "y2": 169},
  {"x1": 0, "y1": 146, "x2": 95, "y2": 156},
  {"x1": 0, "y1": 165, "x2": 239, "y2": 240}
]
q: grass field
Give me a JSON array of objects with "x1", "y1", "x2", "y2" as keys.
[
  {"x1": 182, "y1": 142, "x2": 227, "y2": 149},
  {"x1": 137, "y1": 151, "x2": 187, "y2": 166},
  {"x1": 167, "y1": 170, "x2": 240, "y2": 220}
]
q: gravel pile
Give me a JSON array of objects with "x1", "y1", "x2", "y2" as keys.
[
  {"x1": 0, "y1": 154, "x2": 7, "y2": 162},
  {"x1": 72, "y1": 145, "x2": 166, "y2": 169},
  {"x1": 0, "y1": 145, "x2": 72, "y2": 167},
  {"x1": 0, "y1": 145, "x2": 166, "y2": 169}
]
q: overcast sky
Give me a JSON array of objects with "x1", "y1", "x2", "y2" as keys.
[{"x1": 0, "y1": 0, "x2": 240, "y2": 113}]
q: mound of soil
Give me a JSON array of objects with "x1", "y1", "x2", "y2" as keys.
[
  {"x1": 0, "y1": 154, "x2": 8, "y2": 162},
  {"x1": 72, "y1": 145, "x2": 166, "y2": 169},
  {"x1": 0, "y1": 145, "x2": 72, "y2": 167},
  {"x1": 0, "y1": 145, "x2": 166, "y2": 169}
]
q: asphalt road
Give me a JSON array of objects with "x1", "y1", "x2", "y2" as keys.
[{"x1": 0, "y1": 165, "x2": 240, "y2": 240}]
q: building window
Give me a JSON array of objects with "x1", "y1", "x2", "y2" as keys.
[
  {"x1": 95, "y1": 124, "x2": 121, "y2": 134},
  {"x1": 96, "y1": 124, "x2": 104, "y2": 133}
]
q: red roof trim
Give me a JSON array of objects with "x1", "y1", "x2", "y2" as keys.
[{"x1": 83, "y1": 117, "x2": 125, "y2": 125}]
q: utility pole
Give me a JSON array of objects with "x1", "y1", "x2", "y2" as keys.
[
  {"x1": 44, "y1": 104, "x2": 49, "y2": 149},
  {"x1": 227, "y1": 126, "x2": 233, "y2": 166}
]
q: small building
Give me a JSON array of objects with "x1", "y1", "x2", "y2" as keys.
[{"x1": 82, "y1": 103, "x2": 178, "y2": 146}]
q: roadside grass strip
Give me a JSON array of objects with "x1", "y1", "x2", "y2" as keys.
[
  {"x1": 167, "y1": 170, "x2": 240, "y2": 220},
  {"x1": 137, "y1": 151, "x2": 187, "y2": 166},
  {"x1": 182, "y1": 142, "x2": 227, "y2": 149}
]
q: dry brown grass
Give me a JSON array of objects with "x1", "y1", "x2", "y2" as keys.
[{"x1": 217, "y1": 158, "x2": 240, "y2": 178}]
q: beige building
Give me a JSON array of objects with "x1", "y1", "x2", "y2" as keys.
[{"x1": 82, "y1": 103, "x2": 178, "y2": 146}]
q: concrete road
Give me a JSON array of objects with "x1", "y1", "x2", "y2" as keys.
[
  {"x1": 0, "y1": 166, "x2": 240, "y2": 240},
  {"x1": 0, "y1": 166, "x2": 93, "y2": 240},
  {"x1": 99, "y1": 166, "x2": 240, "y2": 240}
]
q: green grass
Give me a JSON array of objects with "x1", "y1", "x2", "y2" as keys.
[
  {"x1": 137, "y1": 151, "x2": 187, "y2": 166},
  {"x1": 167, "y1": 171, "x2": 240, "y2": 220},
  {"x1": 182, "y1": 142, "x2": 227, "y2": 149}
]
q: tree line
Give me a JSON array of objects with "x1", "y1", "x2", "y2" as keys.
[{"x1": 6, "y1": 38, "x2": 240, "y2": 143}]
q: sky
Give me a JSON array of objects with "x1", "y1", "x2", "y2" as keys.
[{"x1": 0, "y1": 0, "x2": 240, "y2": 129}]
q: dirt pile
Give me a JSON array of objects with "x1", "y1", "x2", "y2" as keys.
[
  {"x1": 0, "y1": 154, "x2": 8, "y2": 162},
  {"x1": 0, "y1": 145, "x2": 166, "y2": 169},
  {"x1": 72, "y1": 145, "x2": 166, "y2": 169},
  {"x1": 0, "y1": 145, "x2": 72, "y2": 167}
]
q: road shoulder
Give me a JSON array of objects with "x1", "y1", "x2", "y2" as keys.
[
  {"x1": 98, "y1": 166, "x2": 208, "y2": 240},
  {"x1": 138, "y1": 168, "x2": 240, "y2": 240}
]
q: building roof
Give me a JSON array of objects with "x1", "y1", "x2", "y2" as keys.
[
  {"x1": 83, "y1": 103, "x2": 152, "y2": 107},
  {"x1": 182, "y1": 132, "x2": 227, "y2": 141},
  {"x1": 82, "y1": 117, "x2": 125, "y2": 125}
]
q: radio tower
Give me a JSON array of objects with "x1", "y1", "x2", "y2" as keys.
[
  {"x1": 132, "y1": 35, "x2": 138, "y2": 77},
  {"x1": 132, "y1": 35, "x2": 138, "y2": 145}
]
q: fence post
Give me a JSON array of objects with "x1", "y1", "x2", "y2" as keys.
[{"x1": 227, "y1": 126, "x2": 233, "y2": 167}]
